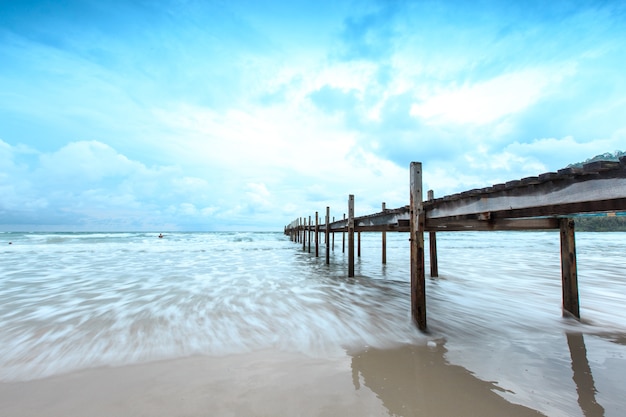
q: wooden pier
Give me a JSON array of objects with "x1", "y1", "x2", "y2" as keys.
[{"x1": 285, "y1": 158, "x2": 626, "y2": 330}]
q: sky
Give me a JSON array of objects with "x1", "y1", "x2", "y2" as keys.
[{"x1": 1, "y1": 0, "x2": 625, "y2": 231}]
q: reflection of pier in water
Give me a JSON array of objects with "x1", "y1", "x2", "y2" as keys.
[
  {"x1": 349, "y1": 343, "x2": 543, "y2": 417},
  {"x1": 568, "y1": 333, "x2": 605, "y2": 417},
  {"x1": 286, "y1": 159, "x2": 626, "y2": 330},
  {"x1": 349, "y1": 334, "x2": 609, "y2": 417}
]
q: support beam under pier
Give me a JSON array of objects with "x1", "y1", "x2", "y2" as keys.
[
  {"x1": 410, "y1": 162, "x2": 427, "y2": 330},
  {"x1": 560, "y1": 218, "x2": 580, "y2": 318},
  {"x1": 348, "y1": 195, "x2": 355, "y2": 277}
]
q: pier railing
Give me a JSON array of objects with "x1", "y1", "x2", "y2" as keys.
[{"x1": 285, "y1": 158, "x2": 626, "y2": 330}]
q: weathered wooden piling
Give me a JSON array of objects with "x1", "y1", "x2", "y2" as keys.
[
  {"x1": 325, "y1": 207, "x2": 330, "y2": 265},
  {"x1": 427, "y1": 190, "x2": 438, "y2": 277},
  {"x1": 315, "y1": 211, "x2": 319, "y2": 258},
  {"x1": 382, "y1": 202, "x2": 387, "y2": 264},
  {"x1": 410, "y1": 162, "x2": 427, "y2": 330},
  {"x1": 332, "y1": 216, "x2": 335, "y2": 251},
  {"x1": 560, "y1": 218, "x2": 580, "y2": 318},
  {"x1": 308, "y1": 215, "x2": 312, "y2": 253},
  {"x1": 348, "y1": 195, "x2": 355, "y2": 277},
  {"x1": 324, "y1": 214, "x2": 327, "y2": 245},
  {"x1": 342, "y1": 213, "x2": 346, "y2": 254}
]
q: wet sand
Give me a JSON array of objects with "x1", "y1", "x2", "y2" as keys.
[{"x1": 0, "y1": 344, "x2": 545, "y2": 417}]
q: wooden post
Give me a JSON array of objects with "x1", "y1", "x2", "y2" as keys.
[
  {"x1": 342, "y1": 213, "x2": 346, "y2": 254},
  {"x1": 382, "y1": 202, "x2": 387, "y2": 264},
  {"x1": 428, "y1": 190, "x2": 438, "y2": 277},
  {"x1": 560, "y1": 218, "x2": 580, "y2": 318},
  {"x1": 348, "y1": 195, "x2": 355, "y2": 277},
  {"x1": 358, "y1": 231, "x2": 361, "y2": 257},
  {"x1": 332, "y1": 216, "x2": 335, "y2": 251},
  {"x1": 302, "y1": 217, "x2": 306, "y2": 251},
  {"x1": 410, "y1": 162, "x2": 427, "y2": 330},
  {"x1": 325, "y1": 206, "x2": 330, "y2": 265},
  {"x1": 308, "y1": 215, "x2": 312, "y2": 253},
  {"x1": 315, "y1": 211, "x2": 319, "y2": 258}
]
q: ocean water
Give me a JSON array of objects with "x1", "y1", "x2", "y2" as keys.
[{"x1": 1, "y1": 230, "x2": 625, "y2": 416}]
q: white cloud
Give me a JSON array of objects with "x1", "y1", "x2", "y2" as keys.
[
  {"x1": 505, "y1": 136, "x2": 624, "y2": 170},
  {"x1": 410, "y1": 65, "x2": 576, "y2": 125},
  {"x1": 150, "y1": 102, "x2": 358, "y2": 181},
  {"x1": 171, "y1": 177, "x2": 211, "y2": 196},
  {"x1": 0, "y1": 140, "x2": 41, "y2": 211},
  {"x1": 38, "y1": 141, "x2": 137, "y2": 182}
]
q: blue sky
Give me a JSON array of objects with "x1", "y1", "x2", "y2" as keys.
[{"x1": 1, "y1": 0, "x2": 625, "y2": 231}]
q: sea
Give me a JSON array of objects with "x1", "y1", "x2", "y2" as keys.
[{"x1": 1, "y1": 230, "x2": 625, "y2": 416}]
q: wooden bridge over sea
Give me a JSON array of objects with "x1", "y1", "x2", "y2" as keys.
[{"x1": 284, "y1": 158, "x2": 626, "y2": 330}]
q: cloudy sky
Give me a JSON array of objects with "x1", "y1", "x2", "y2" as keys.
[{"x1": 1, "y1": 0, "x2": 625, "y2": 231}]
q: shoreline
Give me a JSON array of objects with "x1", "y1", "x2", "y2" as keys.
[{"x1": 0, "y1": 345, "x2": 546, "y2": 417}]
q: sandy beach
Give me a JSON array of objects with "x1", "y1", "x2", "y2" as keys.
[{"x1": 0, "y1": 344, "x2": 548, "y2": 417}]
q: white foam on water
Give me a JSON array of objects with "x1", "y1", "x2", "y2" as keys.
[{"x1": 1, "y1": 232, "x2": 426, "y2": 381}]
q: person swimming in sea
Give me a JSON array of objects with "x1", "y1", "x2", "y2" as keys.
[{"x1": 158, "y1": 233, "x2": 163, "y2": 238}]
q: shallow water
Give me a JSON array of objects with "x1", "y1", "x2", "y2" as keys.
[{"x1": 1, "y1": 231, "x2": 625, "y2": 416}]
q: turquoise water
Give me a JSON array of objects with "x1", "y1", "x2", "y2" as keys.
[{"x1": 1, "y1": 231, "x2": 625, "y2": 416}]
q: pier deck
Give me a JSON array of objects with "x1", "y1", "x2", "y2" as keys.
[{"x1": 285, "y1": 158, "x2": 626, "y2": 330}]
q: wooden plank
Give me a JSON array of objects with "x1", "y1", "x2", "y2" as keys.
[
  {"x1": 427, "y1": 175, "x2": 626, "y2": 220},
  {"x1": 341, "y1": 217, "x2": 560, "y2": 232},
  {"x1": 352, "y1": 208, "x2": 410, "y2": 229},
  {"x1": 410, "y1": 162, "x2": 427, "y2": 330},
  {"x1": 583, "y1": 160, "x2": 620, "y2": 172},
  {"x1": 560, "y1": 218, "x2": 580, "y2": 318},
  {"x1": 323, "y1": 206, "x2": 410, "y2": 232},
  {"x1": 429, "y1": 197, "x2": 626, "y2": 223},
  {"x1": 426, "y1": 217, "x2": 560, "y2": 231},
  {"x1": 325, "y1": 201, "x2": 597, "y2": 231},
  {"x1": 355, "y1": 224, "x2": 410, "y2": 232}
]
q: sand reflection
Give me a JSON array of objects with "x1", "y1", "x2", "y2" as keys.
[
  {"x1": 567, "y1": 332, "x2": 605, "y2": 417},
  {"x1": 349, "y1": 342, "x2": 544, "y2": 417}
]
